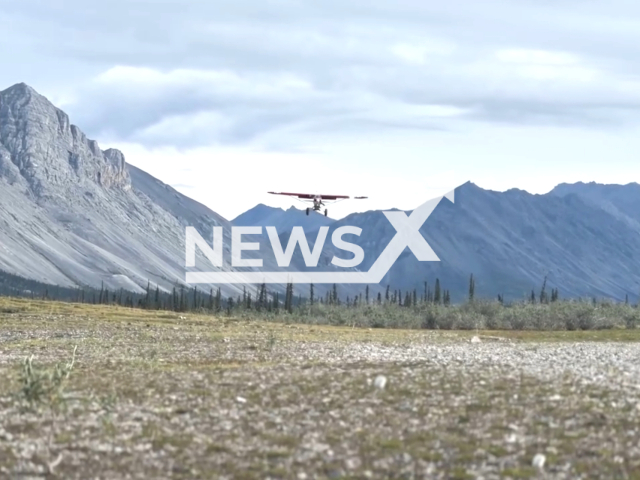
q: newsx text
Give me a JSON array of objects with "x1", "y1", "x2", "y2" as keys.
[{"x1": 185, "y1": 226, "x2": 364, "y2": 269}]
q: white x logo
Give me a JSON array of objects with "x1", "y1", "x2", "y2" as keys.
[
  {"x1": 367, "y1": 193, "x2": 450, "y2": 282},
  {"x1": 383, "y1": 207, "x2": 439, "y2": 261}
]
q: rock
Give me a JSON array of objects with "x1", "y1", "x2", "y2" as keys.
[
  {"x1": 374, "y1": 375, "x2": 387, "y2": 389},
  {"x1": 236, "y1": 396, "x2": 247, "y2": 404},
  {"x1": 470, "y1": 336, "x2": 481, "y2": 343},
  {"x1": 345, "y1": 457, "x2": 362, "y2": 470},
  {"x1": 532, "y1": 453, "x2": 546, "y2": 469}
]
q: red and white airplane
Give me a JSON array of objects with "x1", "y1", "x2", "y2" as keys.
[{"x1": 268, "y1": 191, "x2": 368, "y2": 216}]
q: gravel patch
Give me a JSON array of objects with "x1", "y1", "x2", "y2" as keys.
[{"x1": 1, "y1": 312, "x2": 640, "y2": 479}]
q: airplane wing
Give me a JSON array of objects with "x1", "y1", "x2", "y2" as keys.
[
  {"x1": 268, "y1": 192, "x2": 316, "y2": 199},
  {"x1": 316, "y1": 194, "x2": 350, "y2": 200},
  {"x1": 268, "y1": 192, "x2": 366, "y2": 200}
]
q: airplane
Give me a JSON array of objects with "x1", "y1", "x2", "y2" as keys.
[{"x1": 267, "y1": 191, "x2": 368, "y2": 216}]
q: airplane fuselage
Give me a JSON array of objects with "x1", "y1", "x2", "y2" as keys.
[{"x1": 312, "y1": 196, "x2": 324, "y2": 211}]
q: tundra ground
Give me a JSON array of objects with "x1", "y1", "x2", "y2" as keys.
[{"x1": 1, "y1": 298, "x2": 640, "y2": 479}]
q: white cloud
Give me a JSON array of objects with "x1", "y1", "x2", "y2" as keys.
[
  {"x1": 390, "y1": 39, "x2": 455, "y2": 65},
  {"x1": 4, "y1": 0, "x2": 640, "y2": 218},
  {"x1": 494, "y1": 48, "x2": 598, "y2": 83},
  {"x1": 495, "y1": 49, "x2": 580, "y2": 65}
]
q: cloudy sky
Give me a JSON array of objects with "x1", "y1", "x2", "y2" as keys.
[{"x1": 3, "y1": 0, "x2": 640, "y2": 220}]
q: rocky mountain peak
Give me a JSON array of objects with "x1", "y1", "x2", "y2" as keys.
[{"x1": 0, "y1": 82, "x2": 130, "y2": 197}]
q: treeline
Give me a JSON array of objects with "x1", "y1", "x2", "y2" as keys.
[
  {"x1": 0, "y1": 269, "x2": 223, "y2": 312},
  {"x1": 0, "y1": 268, "x2": 635, "y2": 318},
  {"x1": 0, "y1": 270, "x2": 162, "y2": 306}
]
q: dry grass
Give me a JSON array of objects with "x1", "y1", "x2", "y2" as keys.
[{"x1": 1, "y1": 297, "x2": 640, "y2": 479}]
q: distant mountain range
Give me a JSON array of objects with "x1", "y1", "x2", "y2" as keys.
[
  {"x1": 232, "y1": 182, "x2": 640, "y2": 302},
  {"x1": 232, "y1": 204, "x2": 333, "y2": 232},
  {"x1": 1, "y1": 82, "x2": 639, "y2": 302}
]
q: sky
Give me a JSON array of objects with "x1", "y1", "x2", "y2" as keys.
[{"x1": 2, "y1": 0, "x2": 640, "y2": 220}]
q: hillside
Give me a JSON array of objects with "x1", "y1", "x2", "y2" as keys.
[{"x1": 0, "y1": 83, "x2": 258, "y2": 297}]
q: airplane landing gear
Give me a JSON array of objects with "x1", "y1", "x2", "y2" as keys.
[
  {"x1": 324, "y1": 209, "x2": 328, "y2": 217},
  {"x1": 306, "y1": 208, "x2": 310, "y2": 216}
]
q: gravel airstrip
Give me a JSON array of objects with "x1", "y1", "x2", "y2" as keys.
[{"x1": 1, "y1": 300, "x2": 640, "y2": 479}]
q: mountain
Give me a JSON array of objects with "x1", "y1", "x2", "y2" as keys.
[
  {"x1": 550, "y1": 181, "x2": 640, "y2": 232},
  {"x1": 332, "y1": 182, "x2": 640, "y2": 301},
  {"x1": 236, "y1": 181, "x2": 640, "y2": 302},
  {"x1": 232, "y1": 204, "x2": 334, "y2": 232},
  {"x1": 0, "y1": 82, "x2": 255, "y2": 296},
  {"x1": 3, "y1": 81, "x2": 640, "y2": 303}
]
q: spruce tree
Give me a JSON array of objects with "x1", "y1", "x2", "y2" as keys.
[
  {"x1": 145, "y1": 281, "x2": 150, "y2": 308},
  {"x1": 228, "y1": 296, "x2": 234, "y2": 314},
  {"x1": 539, "y1": 276, "x2": 548, "y2": 304}
]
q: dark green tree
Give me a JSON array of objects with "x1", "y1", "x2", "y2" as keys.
[{"x1": 539, "y1": 276, "x2": 548, "y2": 304}]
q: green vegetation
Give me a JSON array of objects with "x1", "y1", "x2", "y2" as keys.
[{"x1": 3, "y1": 268, "x2": 640, "y2": 332}]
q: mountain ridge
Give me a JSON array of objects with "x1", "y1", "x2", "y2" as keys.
[
  {"x1": 0, "y1": 82, "x2": 245, "y2": 296},
  {"x1": 233, "y1": 180, "x2": 640, "y2": 301},
  {"x1": 2, "y1": 82, "x2": 640, "y2": 302}
]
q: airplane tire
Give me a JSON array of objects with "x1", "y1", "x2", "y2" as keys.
[
  {"x1": 324, "y1": 209, "x2": 328, "y2": 216},
  {"x1": 306, "y1": 208, "x2": 309, "y2": 216}
]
